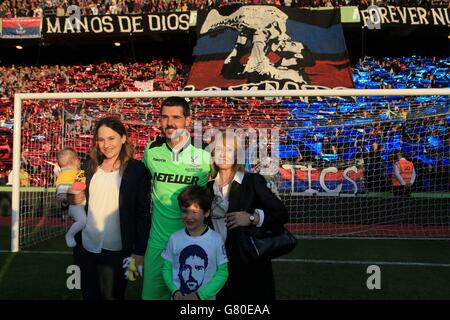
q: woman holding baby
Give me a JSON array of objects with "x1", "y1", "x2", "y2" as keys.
[{"x1": 64, "y1": 116, "x2": 151, "y2": 300}]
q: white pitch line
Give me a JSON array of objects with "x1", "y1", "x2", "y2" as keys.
[
  {"x1": 273, "y1": 258, "x2": 450, "y2": 268},
  {"x1": 294, "y1": 236, "x2": 450, "y2": 241},
  {"x1": 1, "y1": 250, "x2": 448, "y2": 267},
  {"x1": 0, "y1": 253, "x2": 16, "y2": 284},
  {"x1": 0, "y1": 250, "x2": 71, "y2": 255}
]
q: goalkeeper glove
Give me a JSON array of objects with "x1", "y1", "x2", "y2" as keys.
[{"x1": 122, "y1": 256, "x2": 142, "y2": 281}]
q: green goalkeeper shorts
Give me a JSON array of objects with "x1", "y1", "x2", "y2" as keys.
[{"x1": 142, "y1": 246, "x2": 171, "y2": 300}]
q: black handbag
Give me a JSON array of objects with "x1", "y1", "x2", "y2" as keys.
[{"x1": 238, "y1": 226, "x2": 297, "y2": 265}]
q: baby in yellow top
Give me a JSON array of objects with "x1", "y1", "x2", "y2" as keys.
[{"x1": 56, "y1": 148, "x2": 86, "y2": 248}]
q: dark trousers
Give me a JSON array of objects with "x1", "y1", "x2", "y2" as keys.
[{"x1": 73, "y1": 245, "x2": 130, "y2": 300}]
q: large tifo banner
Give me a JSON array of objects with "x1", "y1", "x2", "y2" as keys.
[
  {"x1": 1, "y1": 18, "x2": 41, "y2": 39},
  {"x1": 187, "y1": 5, "x2": 354, "y2": 90},
  {"x1": 43, "y1": 13, "x2": 190, "y2": 35}
]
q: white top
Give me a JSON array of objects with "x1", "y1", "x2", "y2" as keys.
[
  {"x1": 211, "y1": 171, "x2": 264, "y2": 242},
  {"x1": 82, "y1": 168, "x2": 123, "y2": 253},
  {"x1": 161, "y1": 228, "x2": 228, "y2": 300}
]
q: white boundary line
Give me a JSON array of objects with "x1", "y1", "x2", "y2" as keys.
[
  {"x1": 0, "y1": 250, "x2": 71, "y2": 255},
  {"x1": 295, "y1": 236, "x2": 450, "y2": 241},
  {"x1": 0, "y1": 253, "x2": 16, "y2": 283},
  {"x1": 273, "y1": 258, "x2": 450, "y2": 267},
  {"x1": 1, "y1": 250, "x2": 449, "y2": 267}
]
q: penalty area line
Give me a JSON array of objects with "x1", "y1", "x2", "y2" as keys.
[
  {"x1": 0, "y1": 250, "x2": 71, "y2": 255},
  {"x1": 273, "y1": 258, "x2": 450, "y2": 268}
]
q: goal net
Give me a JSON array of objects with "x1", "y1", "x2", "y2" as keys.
[{"x1": 11, "y1": 89, "x2": 450, "y2": 251}]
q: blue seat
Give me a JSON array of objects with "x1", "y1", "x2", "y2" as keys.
[
  {"x1": 384, "y1": 137, "x2": 401, "y2": 152},
  {"x1": 342, "y1": 147, "x2": 359, "y2": 161},
  {"x1": 319, "y1": 107, "x2": 337, "y2": 114},
  {"x1": 437, "y1": 96, "x2": 449, "y2": 103},
  {"x1": 320, "y1": 154, "x2": 339, "y2": 162},
  {"x1": 278, "y1": 144, "x2": 299, "y2": 158},
  {"x1": 442, "y1": 158, "x2": 450, "y2": 167},
  {"x1": 304, "y1": 141, "x2": 322, "y2": 156},
  {"x1": 293, "y1": 112, "x2": 313, "y2": 119},
  {"x1": 424, "y1": 108, "x2": 436, "y2": 115},
  {"x1": 427, "y1": 136, "x2": 443, "y2": 147},
  {"x1": 288, "y1": 128, "x2": 307, "y2": 141},
  {"x1": 435, "y1": 79, "x2": 449, "y2": 87},
  {"x1": 437, "y1": 145, "x2": 450, "y2": 154},
  {"x1": 407, "y1": 126, "x2": 427, "y2": 135},
  {"x1": 402, "y1": 142, "x2": 426, "y2": 156},
  {"x1": 339, "y1": 104, "x2": 355, "y2": 113},
  {"x1": 367, "y1": 81, "x2": 381, "y2": 89},
  {"x1": 315, "y1": 133, "x2": 324, "y2": 140},
  {"x1": 415, "y1": 96, "x2": 434, "y2": 103},
  {"x1": 334, "y1": 136, "x2": 355, "y2": 144},
  {"x1": 415, "y1": 154, "x2": 439, "y2": 166},
  {"x1": 354, "y1": 82, "x2": 366, "y2": 89},
  {"x1": 280, "y1": 100, "x2": 295, "y2": 108},
  {"x1": 282, "y1": 100, "x2": 308, "y2": 109},
  {"x1": 393, "y1": 83, "x2": 407, "y2": 89},
  {"x1": 310, "y1": 102, "x2": 328, "y2": 109},
  {"x1": 396, "y1": 101, "x2": 410, "y2": 109},
  {"x1": 358, "y1": 72, "x2": 369, "y2": 80},
  {"x1": 352, "y1": 118, "x2": 373, "y2": 124}
]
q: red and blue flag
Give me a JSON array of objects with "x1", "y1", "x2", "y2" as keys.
[{"x1": 1, "y1": 18, "x2": 41, "y2": 39}]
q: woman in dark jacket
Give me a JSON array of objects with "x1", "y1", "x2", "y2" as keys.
[
  {"x1": 207, "y1": 132, "x2": 289, "y2": 300},
  {"x1": 67, "y1": 117, "x2": 151, "y2": 300}
]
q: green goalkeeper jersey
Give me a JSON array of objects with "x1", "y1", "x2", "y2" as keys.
[{"x1": 143, "y1": 136, "x2": 211, "y2": 249}]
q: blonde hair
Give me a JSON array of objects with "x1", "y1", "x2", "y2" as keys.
[
  {"x1": 57, "y1": 148, "x2": 79, "y2": 168},
  {"x1": 210, "y1": 131, "x2": 245, "y2": 179}
]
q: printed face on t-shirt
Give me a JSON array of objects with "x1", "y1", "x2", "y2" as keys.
[
  {"x1": 178, "y1": 244, "x2": 209, "y2": 295},
  {"x1": 181, "y1": 255, "x2": 206, "y2": 292}
]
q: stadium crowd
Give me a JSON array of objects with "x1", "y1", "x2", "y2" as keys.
[
  {"x1": 1, "y1": 56, "x2": 448, "y2": 102},
  {"x1": 0, "y1": 55, "x2": 448, "y2": 192},
  {"x1": 0, "y1": 0, "x2": 445, "y2": 18},
  {"x1": 0, "y1": 59, "x2": 185, "y2": 99},
  {"x1": 354, "y1": 56, "x2": 449, "y2": 89}
]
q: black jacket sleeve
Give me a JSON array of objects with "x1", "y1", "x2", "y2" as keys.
[
  {"x1": 250, "y1": 173, "x2": 289, "y2": 230},
  {"x1": 132, "y1": 161, "x2": 151, "y2": 256}
]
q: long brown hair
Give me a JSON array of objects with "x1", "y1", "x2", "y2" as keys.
[{"x1": 90, "y1": 117, "x2": 134, "y2": 174}]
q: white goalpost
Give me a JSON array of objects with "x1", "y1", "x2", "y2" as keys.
[{"x1": 11, "y1": 88, "x2": 450, "y2": 252}]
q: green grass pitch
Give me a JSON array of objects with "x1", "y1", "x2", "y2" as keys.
[{"x1": 1, "y1": 226, "x2": 450, "y2": 299}]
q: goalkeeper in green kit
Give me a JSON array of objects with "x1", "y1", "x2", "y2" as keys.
[{"x1": 142, "y1": 97, "x2": 211, "y2": 300}]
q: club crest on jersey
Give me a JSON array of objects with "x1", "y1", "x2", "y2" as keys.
[{"x1": 191, "y1": 155, "x2": 200, "y2": 165}]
